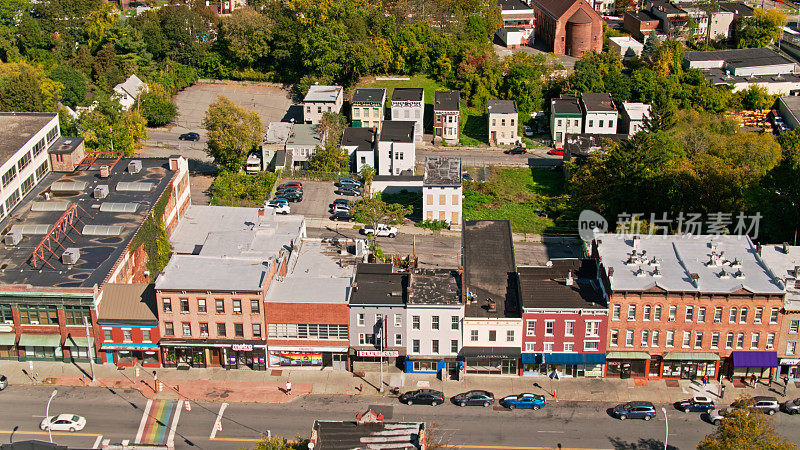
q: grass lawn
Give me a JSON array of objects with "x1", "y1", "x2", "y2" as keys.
[
  {"x1": 463, "y1": 167, "x2": 568, "y2": 234},
  {"x1": 460, "y1": 108, "x2": 488, "y2": 146},
  {"x1": 361, "y1": 75, "x2": 447, "y2": 106}
]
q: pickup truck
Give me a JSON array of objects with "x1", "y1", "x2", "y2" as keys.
[{"x1": 360, "y1": 224, "x2": 398, "y2": 238}]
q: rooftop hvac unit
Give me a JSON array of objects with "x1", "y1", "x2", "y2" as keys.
[
  {"x1": 4, "y1": 232, "x2": 21, "y2": 246},
  {"x1": 62, "y1": 248, "x2": 80, "y2": 265},
  {"x1": 169, "y1": 156, "x2": 181, "y2": 171},
  {"x1": 128, "y1": 160, "x2": 142, "y2": 174},
  {"x1": 94, "y1": 185, "x2": 109, "y2": 199},
  {"x1": 99, "y1": 165, "x2": 110, "y2": 178}
]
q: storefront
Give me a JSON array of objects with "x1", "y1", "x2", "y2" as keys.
[
  {"x1": 160, "y1": 343, "x2": 207, "y2": 368},
  {"x1": 779, "y1": 358, "x2": 800, "y2": 381},
  {"x1": 222, "y1": 343, "x2": 267, "y2": 371},
  {"x1": 405, "y1": 356, "x2": 459, "y2": 377},
  {"x1": 100, "y1": 343, "x2": 160, "y2": 367},
  {"x1": 605, "y1": 351, "x2": 650, "y2": 378},
  {"x1": 18, "y1": 334, "x2": 62, "y2": 361},
  {"x1": 62, "y1": 336, "x2": 97, "y2": 363},
  {"x1": 269, "y1": 346, "x2": 348, "y2": 370},
  {"x1": 728, "y1": 351, "x2": 779, "y2": 381},
  {"x1": 350, "y1": 349, "x2": 403, "y2": 372},
  {"x1": 461, "y1": 347, "x2": 520, "y2": 376},
  {"x1": 0, "y1": 331, "x2": 17, "y2": 359},
  {"x1": 660, "y1": 352, "x2": 719, "y2": 380},
  {"x1": 521, "y1": 353, "x2": 605, "y2": 377}
]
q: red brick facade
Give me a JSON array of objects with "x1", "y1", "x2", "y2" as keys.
[{"x1": 531, "y1": 0, "x2": 603, "y2": 56}]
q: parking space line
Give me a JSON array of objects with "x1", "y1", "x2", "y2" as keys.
[
  {"x1": 167, "y1": 400, "x2": 183, "y2": 448},
  {"x1": 209, "y1": 402, "x2": 228, "y2": 440},
  {"x1": 92, "y1": 435, "x2": 103, "y2": 448},
  {"x1": 134, "y1": 399, "x2": 152, "y2": 444}
]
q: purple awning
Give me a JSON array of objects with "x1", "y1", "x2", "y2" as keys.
[{"x1": 731, "y1": 351, "x2": 779, "y2": 368}]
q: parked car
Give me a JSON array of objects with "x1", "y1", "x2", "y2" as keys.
[
  {"x1": 278, "y1": 182, "x2": 303, "y2": 192},
  {"x1": 399, "y1": 389, "x2": 445, "y2": 406},
  {"x1": 737, "y1": 396, "x2": 780, "y2": 415},
  {"x1": 0, "y1": 374, "x2": 6, "y2": 391},
  {"x1": 707, "y1": 408, "x2": 732, "y2": 425},
  {"x1": 335, "y1": 188, "x2": 361, "y2": 196},
  {"x1": 500, "y1": 393, "x2": 546, "y2": 410},
  {"x1": 676, "y1": 396, "x2": 715, "y2": 413},
  {"x1": 40, "y1": 414, "x2": 86, "y2": 432},
  {"x1": 524, "y1": 125, "x2": 533, "y2": 137},
  {"x1": 783, "y1": 398, "x2": 800, "y2": 414},
  {"x1": 332, "y1": 204, "x2": 350, "y2": 214},
  {"x1": 178, "y1": 132, "x2": 200, "y2": 141},
  {"x1": 276, "y1": 187, "x2": 302, "y2": 196},
  {"x1": 270, "y1": 198, "x2": 289, "y2": 206},
  {"x1": 452, "y1": 390, "x2": 495, "y2": 407},
  {"x1": 611, "y1": 401, "x2": 657, "y2": 420},
  {"x1": 330, "y1": 199, "x2": 350, "y2": 208},
  {"x1": 361, "y1": 224, "x2": 398, "y2": 238},
  {"x1": 266, "y1": 201, "x2": 290, "y2": 214},
  {"x1": 276, "y1": 191, "x2": 303, "y2": 202},
  {"x1": 337, "y1": 178, "x2": 361, "y2": 188},
  {"x1": 330, "y1": 211, "x2": 355, "y2": 222},
  {"x1": 505, "y1": 147, "x2": 527, "y2": 155},
  {"x1": 547, "y1": 149, "x2": 565, "y2": 156}
]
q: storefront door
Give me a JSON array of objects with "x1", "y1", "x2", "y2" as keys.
[
  {"x1": 681, "y1": 363, "x2": 697, "y2": 380},
  {"x1": 209, "y1": 349, "x2": 221, "y2": 367},
  {"x1": 332, "y1": 353, "x2": 347, "y2": 371},
  {"x1": 237, "y1": 351, "x2": 252, "y2": 369}
]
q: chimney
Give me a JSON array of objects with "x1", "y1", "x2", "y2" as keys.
[
  {"x1": 690, "y1": 272, "x2": 700, "y2": 287},
  {"x1": 608, "y1": 267, "x2": 615, "y2": 283},
  {"x1": 757, "y1": 243, "x2": 762, "y2": 255},
  {"x1": 784, "y1": 242, "x2": 790, "y2": 254},
  {"x1": 565, "y1": 271, "x2": 574, "y2": 286},
  {"x1": 486, "y1": 298, "x2": 497, "y2": 312},
  {"x1": 632, "y1": 236, "x2": 640, "y2": 249}
]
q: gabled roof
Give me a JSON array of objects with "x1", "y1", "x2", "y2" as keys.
[
  {"x1": 114, "y1": 74, "x2": 146, "y2": 97},
  {"x1": 530, "y1": 0, "x2": 597, "y2": 20}
]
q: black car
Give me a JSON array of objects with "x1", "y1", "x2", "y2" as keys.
[
  {"x1": 179, "y1": 132, "x2": 200, "y2": 141},
  {"x1": 330, "y1": 211, "x2": 354, "y2": 222},
  {"x1": 276, "y1": 188, "x2": 302, "y2": 197},
  {"x1": 399, "y1": 389, "x2": 445, "y2": 406},
  {"x1": 335, "y1": 188, "x2": 361, "y2": 196},
  {"x1": 452, "y1": 390, "x2": 494, "y2": 407},
  {"x1": 505, "y1": 146, "x2": 527, "y2": 155},
  {"x1": 277, "y1": 191, "x2": 303, "y2": 202}
]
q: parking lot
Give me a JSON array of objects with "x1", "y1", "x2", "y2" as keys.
[{"x1": 277, "y1": 179, "x2": 362, "y2": 219}]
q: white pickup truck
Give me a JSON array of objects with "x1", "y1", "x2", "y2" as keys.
[{"x1": 360, "y1": 224, "x2": 398, "y2": 238}]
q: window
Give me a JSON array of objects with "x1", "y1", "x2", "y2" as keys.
[
  {"x1": 2, "y1": 166, "x2": 16, "y2": 187},
  {"x1": 694, "y1": 332, "x2": 703, "y2": 348},
  {"x1": 791, "y1": 320, "x2": 800, "y2": 334},
  {"x1": 234, "y1": 323, "x2": 244, "y2": 337},
  {"x1": 525, "y1": 342, "x2": 536, "y2": 351},
  {"x1": 358, "y1": 313, "x2": 365, "y2": 326},
  {"x1": 711, "y1": 333, "x2": 720, "y2": 349},
  {"x1": 585, "y1": 321, "x2": 600, "y2": 337},
  {"x1": 610, "y1": 329, "x2": 619, "y2": 346},
  {"x1": 625, "y1": 330, "x2": 634, "y2": 346},
  {"x1": 654, "y1": 305, "x2": 662, "y2": 321},
  {"x1": 565, "y1": 321, "x2": 575, "y2": 336},
  {"x1": 5, "y1": 188, "x2": 19, "y2": 212},
  {"x1": 17, "y1": 151, "x2": 31, "y2": 172},
  {"x1": 767, "y1": 333, "x2": 775, "y2": 350},
  {"x1": 233, "y1": 300, "x2": 242, "y2": 314},
  {"x1": 217, "y1": 323, "x2": 226, "y2": 337},
  {"x1": 199, "y1": 323, "x2": 209, "y2": 336},
  {"x1": 643, "y1": 305, "x2": 651, "y2": 321},
  {"x1": 557, "y1": 119, "x2": 563, "y2": 127},
  {"x1": 588, "y1": 120, "x2": 593, "y2": 127},
  {"x1": 64, "y1": 305, "x2": 90, "y2": 325},
  {"x1": 451, "y1": 340, "x2": 459, "y2": 353},
  {"x1": 755, "y1": 307, "x2": 763, "y2": 324},
  {"x1": 726, "y1": 332, "x2": 734, "y2": 349},
  {"x1": 543, "y1": 342, "x2": 554, "y2": 352},
  {"x1": 526, "y1": 320, "x2": 536, "y2": 336},
  {"x1": 412, "y1": 339, "x2": 420, "y2": 353},
  {"x1": 641, "y1": 330, "x2": 649, "y2": 347},
  {"x1": 395, "y1": 314, "x2": 402, "y2": 327},
  {"x1": 216, "y1": 299, "x2": 225, "y2": 314},
  {"x1": 251, "y1": 300, "x2": 260, "y2": 314},
  {"x1": 729, "y1": 307, "x2": 737, "y2": 324},
  {"x1": 685, "y1": 306, "x2": 694, "y2": 322},
  {"x1": 612, "y1": 305, "x2": 621, "y2": 321},
  {"x1": 585, "y1": 341, "x2": 599, "y2": 351},
  {"x1": 574, "y1": 120, "x2": 579, "y2": 127},
  {"x1": 451, "y1": 316, "x2": 459, "y2": 330},
  {"x1": 608, "y1": 120, "x2": 613, "y2": 128},
  {"x1": 252, "y1": 324, "x2": 262, "y2": 338},
  {"x1": 666, "y1": 330, "x2": 675, "y2": 347},
  {"x1": 432, "y1": 340, "x2": 440, "y2": 354},
  {"x1": 489, "y1": 330, "x2": 497, "y2": 342},
  {"x1": 165, "y1": 322, "x2": 174, "y2": 336},
  {"x1": 394, "y1": 334, "x2": 402, "y2": 346},
  {"x1": 470, "y1": 330, "x2": 479, "y2": 341},
  {"x1": 431, "y1": 316, "x2": 439, "y2": 330},
  {"x1": 511, "y1": 118, "x2": 515, "y2": 126},
  {"x1": 545, "y1": 320, "x2": 555, "y2": 336},
  {"x1": 19, "y1": 305, "x2": 58, "y2": 325},
  {"x1": 564, "y1": 342, "x2": 574, "y2": 352},
  {"x1": 163, "y1": 298, "x2": 172, "y2": 312},
  {"x1": 751, "y1": 332, "x2": 760, "y2": 349},
  {"x1": 353, "y1": 108, "x2": 359, "y2": 118},
  {"x1": 20, "y1": 175, "x2": 34, "y2": 195},
  {"x1": 182, "y1": 322, "x2": 191, "y2": 336},
  {"x1": 788, "y1": 341, "x2": 797, "y2": 356},
  {"x1": 373, "y1": 107, "x2": 379, "y2": 117},
  {"x1": 33, "y1": 138, "x2": 45, "y2": 157},
  {"x1": 770, "y1": 307, "x2": 780, "y2": 324},
  {"x1": 736, "y1": 333, "x2": 745, "y2": 349},
  {"x1": 198, "y1": 299, "x2": 207, "y2": 313},
  {"x1": 122, "y1": 329, "x2": 132, "y2": 341},
  {"x1": 627, "y1": 304, "x2": 636, "y2": 320},
  {"x1": 740, "y1": 308, "x2": 748, "y2": 324},
  {"x1": 652, "y1": 330, "x2": 660, "y2": 347},
  {"x1": 698, "y1": 307, "x2": 706, "y2": 323},
  {"x1": 682, "y1": 331, "x2": 691, "y2": 348},
  {"x1": 714, "y1": 307, "x2": 723, "y2": 323},
  {"x1": 262, "y1": 324, "x2": 349, "y2": 344},
  {"x1": 317, "y1": 106, "x2": 322, "y2": 113},
  {"x1": 668, "y1": 305, "x2": 677, "y2": 322},
  {"x1": 180, "y1": 298, "x2": 189, "y2": 313},
  {"x1": 46, "y1": 126, "x2": 58, "y2": 143},
  {"x1": 412, "y1": 316, "x2": 420, "y2": 330},
  {"x1": 507, "y1": 330, "x2": 515, "y2": 342}
]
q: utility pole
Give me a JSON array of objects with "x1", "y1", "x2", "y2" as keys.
[
  {"x1": 379, "y1": 315, "x2": 386, "y2": 393},
  {"x1": 83, "y1": 316, "x2": 95, "y2": 381}
]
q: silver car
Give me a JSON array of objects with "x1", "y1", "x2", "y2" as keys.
[
  {"x1": 783, "y1": 398, "x2": 800, "y2": 414},
  {"x1": 0, "y1": 374, "x2": 6, "y2": 390}
]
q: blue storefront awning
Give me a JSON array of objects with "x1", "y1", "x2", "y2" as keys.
[
  {"x1": 731, "y1": 351, "x2": 779, "y2": 368},
  {"x1": 522, "y1": 353, "x2": 606, "y2": 365}
]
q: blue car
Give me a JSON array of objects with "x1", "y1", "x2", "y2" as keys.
[
  {"x1": 612, "y1": 401, "x2": 657, "y2": 420},
  {"x1": 270, "y1": 198, "x2": 289, "y2": 206},
  {"x1": 500, "y1": 393, "x2": 546, "y2": 410}
]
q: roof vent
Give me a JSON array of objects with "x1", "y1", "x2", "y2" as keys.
[
  {"x1": 486, "y1": 298, "x2": 497, "y2": 312},
  {"x1": 4, "y1": 232, "x2": 21, "y2": 246},
  {"x1": 99, "y1": 165, "x2": 110, "y2": 178},
  {"x1": 128, "y1": 160, "x2": 142, "y2": 174},
  {"x1": 94, "y1": 185, "x2": 109, "y2": 199},
  {"x1": 62, "y1": 248, "x2": 80, "y2": 265},
  {"x1": 733, "y1": 269, "x2": 745, "y2": 279},
  {"x1": 635, "y1": 266, "x2": 646, "y2": 277},
  {"x1": 649, "y1": 256, "x2": 659, "y2": 267},
  {"x1": 784, "y1": 242, "x2": 791, "y2": 254},
  {"x1": 626, "y1": 255, "x2": 637, "y2": 266},
  {"x1": 652, "y1": 266, "x2": 662, "y2": 277},
  {"x1": 632, "y1": 236, "x2": 640, "y2": 249},
  {"x1": 719, "y1": 270, "x2": 730, "y2": 279},
  {"x1": 730, "y1": 258, "x2": 742, "y2": 268}
]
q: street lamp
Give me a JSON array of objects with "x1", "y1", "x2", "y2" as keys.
[
  {"x1": 46, "y1": 389, "x2": 57, "y2": 443},
  {"x1": 661, "y1": 407, "x2": 668, "y2": 450}
]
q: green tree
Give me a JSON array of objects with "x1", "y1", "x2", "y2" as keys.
[
  {"x1": 80, "y1": 108, "x2": 147, "y2": 157},
  {"x1": 750, "y1": 129, "x2": 800, "y2": 243},
  {"x1": 139, "y1": 84, "x2": 177, "y2": 127},
  {"x1": 203, "y1": 95, "x2": 264, "y2": 172},
  {"x1": 736, "y1": 8, "x2": 786, "y2": 49},
  {"x1": 319, "y1": 111, "x2": 348, "y2": 146},
  {"x1": 0, "y1": 64, "x2": 45, "y2": 111},
  {"x1": 351, "y1": 197, "x2": 412, "y2": 252},
  {"x1": 220, "y1": 7, "x2": 272, "y2": 67},
  {"x1": 246, "y1": 434, "x2": 308, "y2": 450},
  {"x1": 733, "y1": 85, "x2": 777, "y2": 111},
  {"x1": 699, "y1": 396, "x2": 797, "y2": 450},
  {"x1": 49, "y1": 65, "x2": 88, "y2": 107},
  {"x1": 359, "y1": 164, "x2": 375, "y2": 197},
  {"x1": 501, "y1": 52, "x2": 550, "y2": 118},
  {"x1": 307, "y1": 144, "x2": 349, "y2": 173},
  {"x1": 642, "y1": 91, "x2": 677, "y2": 132}
]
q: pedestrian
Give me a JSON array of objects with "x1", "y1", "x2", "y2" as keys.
[
  {"x1": 720, "y1": 384, "x2": 726, "y2": 400},
  {"x1": 359, "y1": 383, "x2": 363, "y2": 393},
  {"x1": 751, "y1": 374, "x2": 757, "y2": 388},
  {"x1": 702, "y1": 375, "x2": 708, "y2": 387},
  {"x1": 285, "y1": 380, "x2": 292, "y2": 396},
  {"x1": 784, "y1": 376, "x2": 790, "y2": 397}
]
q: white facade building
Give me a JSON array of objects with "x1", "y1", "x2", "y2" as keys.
[
  {"x1": 376, "y1": 121, "x2": 415, "y2": 176},
  {"x1": 619, "y1": 102, "x2": 652, "y2": 136},
  {"x1": 303, "y1": 85, "x2": 344, "y2": 124},
  {"x1": 608, "y1": 36, "x2": 644, "y2": 60},
  {"x1": 422, "y1": 156, "x2": 462, "y2": 226},
  {"x1": 550, "y1": 95, "x2": 583, "y2": 148},
  {"x1": 113, "y1": 74, "x2": 148, "y2": 111},
  {"x1": 581, "y1": 92, "x2": 618, "y2": 135},
  {"x1": 391, "y1": 88, "x2": 424, "y2": 142}
]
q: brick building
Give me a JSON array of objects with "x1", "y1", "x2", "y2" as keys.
[
  {"x1": 519, "y1": 259, "x2": 608, "y2": 378},
  {"x1": 97, "y1": 284, "x2": 160, "y2": 367},
  {"x1": 760, "y1": 244, "x2": 800, "y2": 381},
  {"x1": 529, "y1": 0, "x2": 602, "y2": 57},
  {"x1": 594, "y1": 234, "x2": 784, "y2": 381},
  {"x1": 433, "y1": 91, "x2": 460, "y2": 144}
]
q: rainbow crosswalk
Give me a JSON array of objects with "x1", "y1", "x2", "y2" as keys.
[{"x1": 135, "y1": 399, "x2": 177, "y2": 445}]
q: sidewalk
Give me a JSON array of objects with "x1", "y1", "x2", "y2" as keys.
[{"x1": 3, "y1": 360, "x2": 797, "y2": 405}]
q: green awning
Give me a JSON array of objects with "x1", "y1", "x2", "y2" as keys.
[
  {"x1": 663, "y1": 352, "x2": 720, "y2": 361},
  {"x1": 0, "y1": 333, "x2": 16, "y2": 346},
  {"x1": 65, "y1": 336, "x2": 93, "y2": 347},
  {"x1": 606, "y1": 351, "x2": 651, "y2": 360},
  {"x1": 18, "y1": 334, "x2": 61, "y2": 347}
]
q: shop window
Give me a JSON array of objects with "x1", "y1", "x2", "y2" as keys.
[
  {"x1": 143, "y1": 351, "x2": 159, "y2": 365},
  {"x1": 251, "y1": 299, "x2": 260, "y2": 314},
  {"x1": 103, "y1": 329, "x2": 112, "y2": 341},
  {"x1": 165, "y1": 322, "x2": 174, "y2": 336},
  {"x1": 413, "y1": 361, "x2": 436, "y2": 371},
  {"x1": 234, "y1": 323, "x2": 244, "y2": 337}
]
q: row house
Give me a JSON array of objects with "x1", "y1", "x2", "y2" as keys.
[
  {"x1": 594, "y1": 233, "x2": 784, "y2": 381},
  {"x1": 519, "y1": 259, "x2": 609, "y2": 378},
  {"x1": 97, "y1": 284, "x2": 160, "y2": 368},
  {"x1": 422, "y1": 156, "x2": 462, "y2": 227},
  {"x1": 581, "y1": 93, "x2": 618, "y2": 135},
  {"x1": 390, "y1": 88, "x2": 424, "y2": 142},
  {"x1": 487, "y1": 100, "x2": 519, "y2": 146},
  {"x1": 434, "y1": 91, "x2": 460, "y2": 144},
  {"x1": 302, "y1": 85, "x2": 344, "y2": 124},
  {"x1": 550, "y1": 95, "x2": 583, "y2": 148},
  {"x1": 351, "y1": 88, "x2": 387, "y2": 132},
  {"x1": 760, "y1": 244, "x2": 800, "y2": 381},
  {"x1": 341, "y1": 127, "x2": 376, "y2": 173},
  {"x1": 376, "y1": 121, "x2": 416, "y2": 176}
]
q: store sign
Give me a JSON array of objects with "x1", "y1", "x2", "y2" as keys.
[
  {"x1": 232, "y1": 344, "x2": 253, "y2": 352},
  {"x1": 781, "y1": 359, "x2": 800, "y2": 365},
  {"x1": 358, "y1": 350, "x2": 399, "y2": 357}
]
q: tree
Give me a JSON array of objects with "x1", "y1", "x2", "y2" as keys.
[
  {"x1": 350, "y1": 197, "x2": 412, "y2": 253},
  {"x1": 501, "y1": 52, "x2": 550, "y2": 118},
  {"x1": 750, "y1": 129, "x2": 800, "y2": 243},
  {"x1": 642, "y1": 91, "x2": 676, "y2": 133},
  {"x1": 307, "y1": 144, "x2": 349, "y2": 173},
  {"x1": 736, "y1": 8, "x2": 786, "y2": 49},
  {"x1": 80, "y1": 108, "x2": 148, "y2": 156},
  {"x1": 733, "y1": 85, "x2": 777, "y2": 111},
  {"x1": 0, "y1": 64, "x2": 45, "y2": 111},
  {"x1": 219, "y1": 7, "x2": 272, "y2": 66},
  {"x1": 203, "y1": 95, "x2": 264, "y2": 172},
  {"x1": 699, "y1": 396, "x2": 797, "y2": 450},
  {"x1": 359, "y1": 165, "x2": 375, "y2": 197},
  {"x1": 139, "y1": 84, "x2": 177, "y2": 127},
  {"x1": 246, "y1": 433, "x2": 308, "y2": 450},
  {"x1": 49, "y1": 65, "x2": 88, "y2": 107},
  {"x1": 319, "y1": 111, "x2": 348, "y2": 146}
]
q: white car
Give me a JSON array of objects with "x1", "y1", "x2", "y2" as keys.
[
  {"x1": 332, "y1": 204, "x2": 350, "y2": 214},
  {"x1": 361, "y1": 224, "x2": 398, "y2": 238},
  {"x1": 266, "y1": 202, "x2": 290, "y2": 215},
  {"x1": 40, "y1": 414, "x2": 86, "y2": 432}
]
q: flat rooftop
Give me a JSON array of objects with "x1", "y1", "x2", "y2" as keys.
[
  {"x1": 312, "y1": 419, "x2": 424, "y2": 450},
  {"x1": 718, "y1": 1, "x2": 754, "y2": 16},
  {"x1": 0, "y1": 113, "x2": 56, "y2": 167},
  {"x1": 581, "y1": 93, "x2": 616, "y2": 112},
  {"x1": 684, "y1": 48, "x2": 794, "y2": 68},
  {"x1": 759, "y1": 244, "x2": 800, "y2": 306},
  {"x1": 156, "y1": 254, "x2": 270, "y2": 292},
  {"x1": 434, "y1": 90, "x2": 460, "y2": 112},
  {"x1": 264, "y1": 122, "x2": 292, "y2": 145},
  {"x1": 518, "y1": 259, "x2": 606, "y2": 309},
  {"x1": 552, "y1": 96, "x2": 582, "y2": 115},
  {"x1": 0, "y1": 157, "x2": 176, "y2": 289},
  {"x1": 349, "y1": 263, "x2": 407, "y2": 306},
  {"x1": 352, "y1": 88, "x2": 386, "y2": 104},
  {"x1": 499, "y1": 0, "x2": 533, "y2": 11},
  {"x1": 626, "y1": 10, "x2": 660, "y2": 21},
  {"x1": 391, "y1": 88, "x2": 423, "y2": 102},
  {"x1": 303, "y1": 85, "x2": 342, "y2": 103},
  {"x1": 380, "y1": 121, "x2": 415, "y2": 143},
  {"x1": 423, "y1": 156, "x2": 462, "y2": 186},
  {"x1": 701, "y1": 69, "x2": 800, "y2": 85},
  {"x1": 341, "y1": 127, "x2": 375, "y2": 153},
  {"x1": 287, "y1": 124, "x2": 323, "y2": 147},
  {"x1": 463, "y1": 220, "x2": 519, "y2": 318},
  {"x1": 595, "y1": 233, "x2": 784, "y2": 294},
  {"x1": 487, "y1": 99, "x2": 517, "y2": 115},
  {"x1": 621, "y1": 102, "x2": 651, "y2": 120},
  {"x1": 408, "y1": 268, "x2": 461, "y2": 305}
]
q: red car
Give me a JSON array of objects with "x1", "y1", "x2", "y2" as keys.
[{"x1": 547, "y1": 149, "x2": 565, "y2": 156}]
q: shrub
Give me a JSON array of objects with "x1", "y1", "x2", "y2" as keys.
[
  {"x1": 415, "y1": 219, "x2": 449, "y2": 231},
  {"x1": 210, "y1": 171, "x2": 277, "y2": 207}
]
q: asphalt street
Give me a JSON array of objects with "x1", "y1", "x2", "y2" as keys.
[
  {"x1": 416, "y1": 147, "x2": 562, "y2": 168},
  {"x1": 6, "y1": 386, "x2": 800, "y2": 450}
]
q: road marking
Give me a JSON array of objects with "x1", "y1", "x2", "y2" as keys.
[
  {"x1": 134, "y1": 399, "x2": 152, "y2": 444},
  {"x1": 0, "y1": 430, "x2": 101, "y2": 437},
  {"x1": 209, "y1": 402, "x2": 228, "y2": 440},
  {"x1": 461, "y1": 446, "x2": 612, "y2": 450},
  {"x1": 210, "y1": 436, "x2": 262, "y2": 442},
  {"x1": 167, "y1": 400, "x2": 183, "y2": 448},
  {"x1": 536, "y1": 430, "x2": 565, "y2": 433},
  {"x1": 92, "y1": 435, "x2": 103, "y2": 448}
]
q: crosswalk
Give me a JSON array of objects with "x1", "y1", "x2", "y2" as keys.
[{"x1": 134, "y1": 399, "x2": 182, "y2": 447}]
